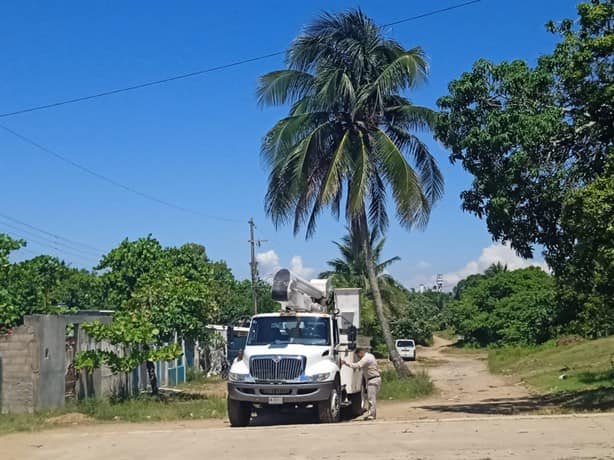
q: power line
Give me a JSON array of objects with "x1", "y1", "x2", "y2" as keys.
[
  {"x1": 0, "y1": 217, "x2": 102, "y2": 257},
  {"x1": 383, "y1": 0, "x2": 481, "y2": 27},
  {"x1": 0, "y1": 52, "x2": 285, "y2": 118},
  {"x1": 0, "y1": 1, "x2": 481, "y2": 119},
  {"x1": 0, "y1": 229, "x2": 99, "y2": 265},
  {"x1": 0, "y1": 212, "x2": 104, "y2": 253},
  {"x1": 0, "y1": 124, "x2": 243, "y2": 223}
]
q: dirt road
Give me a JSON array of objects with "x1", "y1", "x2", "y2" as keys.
[
  {"x1": 4, "y1": 413, "x2": 614, "y2": 459},
  {"x1": 3, "y1": 337, "x2": 613, "y2": 459},
  {"x1": 380, "y1": 336, "x2": 533, "y2": 420}
]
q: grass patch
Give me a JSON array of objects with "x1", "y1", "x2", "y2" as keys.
[
  {"x1": 434, "y1": 329, "x2": 458, "y2": 341},
  {"x1": 488, "y1": 335, "x2": 614, "y2": 394},
  {"x1": 0, "y1": 393, "x2": 226, "y2": 436},
  {"x1": 379, "y1": 370, "x2": 434, "y2": 401}
]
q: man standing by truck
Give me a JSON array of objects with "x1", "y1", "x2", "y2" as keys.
[{"x1": 342, "y1": 348, "x2": 381, "y2": 420}]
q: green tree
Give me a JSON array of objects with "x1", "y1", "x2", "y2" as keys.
[
  {"x1": 8, "y1": 255, "x2": 70, "y2": 311},
  {"x1": 320, "y1": 228, "x2": 400, "y2": 292},
  {"x1": 557, "y1": 157, "x2": 614, "y2": 337},
  {"x1": 75, "y1": 310, "x2": 182, "y2": 396},
  {"x1": 436, "y1": 1, "x2": 612, "y2": 263},
  {"x1": 320, "y1": 229, "x2": 403, "y2": 352},
  {"x1": 221, "y1": 279, "x2": 278, "y2": 324},
  {"x1": 0, "y1": 234, "x2": 25, "y2": 328},
  {"x1": 55, "y1": 268, "x2": 104, "y2": 310},
  {"x1": 435, "y1": 0, "x2": 613, "y2": 336},
  {"x1": 449, "y1": 267, "x2": 556, "y2": 346},
  {"x1": 258, "y1": 9, "x2": 443, "y2": 377},
  {"x1": 96, "y1": 235, "x2": 165, "y2": 307}
]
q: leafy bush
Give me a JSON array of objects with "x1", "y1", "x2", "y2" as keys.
[{"x1": 449, "y1": 267, "x2": 556, "y2": 346}]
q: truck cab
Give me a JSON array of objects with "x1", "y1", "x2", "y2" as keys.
[{"x1": 227, "y1": 269, "x2": 366, "y2": 427}]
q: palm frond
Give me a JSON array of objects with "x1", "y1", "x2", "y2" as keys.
[
  {"x1": 371, "y1": 129, "x2": 431, "y2": 230},
  {"x1": 257, "y1": 70, "x2": 315, "y2": 107},
  {"x1": 386, "y1": 125, "x2": 444, "y2": 203},
  {"x1": 383, "y1": 102, "x2": 436, "y2": 133},
  {"x1": 347, "y1": 131, "x2": 371, "y2": 216}
]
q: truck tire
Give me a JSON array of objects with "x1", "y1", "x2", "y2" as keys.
[
  {"x1": 318, "y1": 382, "x2": 341, "y2": 423},
  {"x1": 350, "y1": 380, "x2": 367, "y2": 418},
  {"x1": 227, "y1": 397, "x2": 251, "y2": 427}
]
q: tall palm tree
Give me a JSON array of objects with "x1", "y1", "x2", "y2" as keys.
[
  {"x1": 258, "y1": 9, "x2": 443, "y2": 377},
  {"x1": 321, "y1": 227, "x2": 398, "y2": 289},
  {"x1": 321, "y1": 228, "x2": 402, "y2": 318}
]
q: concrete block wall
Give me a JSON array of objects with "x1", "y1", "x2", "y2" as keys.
[{"x1": 0, "y1": 326, "x2": 39, "y2": 414}]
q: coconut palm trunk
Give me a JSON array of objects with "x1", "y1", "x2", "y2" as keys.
[{"x1": 356, "y1": 213, "x2": 410, "y2": 377}]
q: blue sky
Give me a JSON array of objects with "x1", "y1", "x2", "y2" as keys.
[{"x1": 1, "y1": 0, "x2": 577, "y2": 288}]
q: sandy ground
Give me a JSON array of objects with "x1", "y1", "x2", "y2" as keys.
[
  {"x1": 3, "y1": 413, "x2": 614, "y2": 460},
  {"x1": 3, "y1": 337, "x2": 613, "y2": 459},
  {"x1": 379, "y1": 336, "x2": 533, "y2": 420}
]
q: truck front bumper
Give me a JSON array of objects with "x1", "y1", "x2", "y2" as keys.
[{"x1": 228, "y1": 381, "x2": 334, "y2": 404}]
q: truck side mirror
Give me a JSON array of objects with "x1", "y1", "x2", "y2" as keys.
[
  {"x1": 226, "y1": 325, "x2": 234, "y2": 345},
  {"x1": 347, "y1": 325, "x2": 357, "y2": 350}
]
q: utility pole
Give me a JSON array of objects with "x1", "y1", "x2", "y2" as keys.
[{"x1": 248, "y1": 218, "x2": 266, "y2": 315}]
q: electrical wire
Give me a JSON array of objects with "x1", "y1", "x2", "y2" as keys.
[
  {"x1": 0, "y1": 1, "x2": 481, "y2": 118},
  {"x1": 0, "y1": 124, "x2": 243, "y2": 223},
  {"x1": 0, "y1": 211, "x2": 104, "y2": 254},
  {"x1": 0, "y1": 218, "x2": 102, "y2": 257}
]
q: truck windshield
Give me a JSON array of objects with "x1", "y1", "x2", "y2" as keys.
[
  {"x1": 397, "y1": 340, "x2": 414, "y2": 347},
  {"x1": 247, "y1": 316, "x2": 330, "y2": 346}
]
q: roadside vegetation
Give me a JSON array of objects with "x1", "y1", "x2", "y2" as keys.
[
  {"x1": 0, "y1": 394, "x2": 226, "y2": 436},
  {"x1": 379, "y1": 370, "x2": 434, "y2": 401},
  {"x1": 488, "y1": 336, "x2": 614, "y2": 394}
]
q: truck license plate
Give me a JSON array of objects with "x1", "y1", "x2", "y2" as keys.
[{"x1": 268, "y1": 397, "x2": 283, "y2": 405}]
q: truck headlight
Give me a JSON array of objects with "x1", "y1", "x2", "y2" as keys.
[
  {"x1": 307, "y1": 372, "x2": 332, "y2": 383},
  {"x1": 229, "y1": 372, "x2": 253, "y2": 383}
]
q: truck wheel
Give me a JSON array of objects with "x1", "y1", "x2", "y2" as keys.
[
  {"x1": 350, "y1": 380, "x2": 367, "y2": 418},
  {"x1": 318, "y1": 383, "x2": 341, "y2": 423},
  {"x1": 227, "y1": 397, "x2": 251, "y2": 427}
]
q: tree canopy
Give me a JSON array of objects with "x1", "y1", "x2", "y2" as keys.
[
  {"x1": 436, "y1": 0, "x2": 613, "y2": 336},
  {"x1": 449, "y1": 266, "x2": 556, "y2": 346}
]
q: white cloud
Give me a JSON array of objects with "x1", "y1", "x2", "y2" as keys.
[
  {"x1": 256, "y1": 250, "x2": 315, "y2": 280},
  {"x1": 407, "y1": 243, "x2": 549, "y2": 291},
  {"x1": 290, "y1": 255, "x2": 315, "y2": 279},
  {"x1": 443, "y1": 243, "x2": 549, "y2": 288},
  {"x1": 255, "y1": 250, "x2": 280, "y2": 275}
]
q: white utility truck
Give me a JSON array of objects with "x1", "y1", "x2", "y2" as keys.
[{"x1": 227, "y1": 268, "x2": 367, "y2": 427}]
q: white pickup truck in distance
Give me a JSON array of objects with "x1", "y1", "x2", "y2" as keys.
[{"x1": 395, "y1": 339, "x2": 416, "y2": 361}]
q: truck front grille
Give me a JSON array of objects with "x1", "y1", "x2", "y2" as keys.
[{"x1": 250, "y1": 356, "x2": 305, "y2": 381}]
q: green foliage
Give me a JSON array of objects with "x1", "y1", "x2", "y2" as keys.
[
  {"x1": 392, "y1": 291, "x2": 451, "y2": 345},
  {"x1": 436, "y1": 1, "x2": 613, "y2": 336},
  {"x1": 1, "y1": 245, "x2": 101, "y2": 329},
  {"x1": 449, "y1": 267, "x2": 556, "y2": 346},
  {"x1": 75, "y1": 312, "x2": 182, "y2": 374},
  {"x1": 0, "y1": 234, "x2": 25, "y2": 265},
  {"x1": 259, "y1": 9, "x2": 443, "y2": 239},
  {"x1": 557, "y1": 157, "x2": 614, "y2": 337},
  {"x1": 488, "y1": 335, "x2": 614, "y2": 394},
  {"x1": 0, "y1": 395, "x2": 226, "y2": 435},
  {"x1": 96, "y1": 235, "x2": 164, "y2": 307},
  {"x1": 378, "y1": 370, "x2": 434, "y2": 400}
]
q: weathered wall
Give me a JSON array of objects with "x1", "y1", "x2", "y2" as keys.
[
  {"x1": 25, "y1": 315, "x2": 66, "y2": 410},
  {"x1": 0, "y1": 326, "x2": 39, "y2": 413}
]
